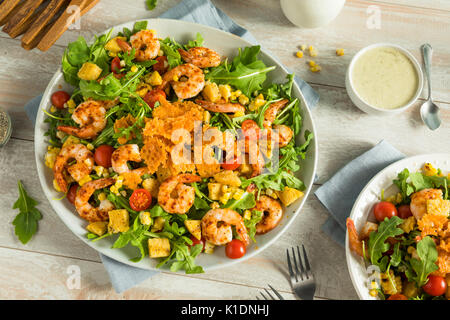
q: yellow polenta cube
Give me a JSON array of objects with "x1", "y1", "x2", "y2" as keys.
[
  {"x1": 213, "y1": 170, "x2": 241, "y2": 187},
  {"x1": 276, "y1": 187, "x2": 304, "y2": 206},
  {"x1": 104, "y1": 37, "x2": 127, "y2": 53},
  {"x1": 151, "y1": 217, "x2": 165, "y2": 232},
  {"x1": 45, "y1": 146, "x2": 60, "y2": 169},
  {"x1": 142, "y1": 177, "x2": 160, "y2": 198},
  {"x1": 219, "y1": 84, "x2": 231, "y2": 102},
  {"x1": 208, "y1": 183, "x2": 222, "y2": 201},
  {"x1": 86, "y1": 221, "x2": 108, "y2": 236},
  {"x1": 139, "y1": 211, "x2": 153, "y2": 226},
  {"x1": 202, "y1": 82, "x2": 221, "y2": 102},
  {"x1": 108, "y1": 209, "x2": 130, "y2": 233},
  {"x1": 148, "y1": 238, "x2": 171, "y2": 258},
  {"x1": 184, "y1": 220, "x2": 202, "y2": 240},
  {"x1": 77, "y1": 62, "x2": 102, "y2": 81},
  {"x1": 145, "y1": 71, "x2": 163, "y2": 86}
]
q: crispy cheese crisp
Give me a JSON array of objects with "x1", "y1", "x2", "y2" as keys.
[
  {"x1": 433, "y1": 249, "x2": 450, "y2": 277},
  {"x1": 418, "y1": 213, "x2": 448, "y2": 237},
  {"x1": 427, "y1": 198, "x2": 450, "y2": 216},
  {"x1": 122, "y1": 171, "x2": 142, "y2": 190},
  {"x1": 141, "y1": 137, "x2": 168, "y2": 174}
]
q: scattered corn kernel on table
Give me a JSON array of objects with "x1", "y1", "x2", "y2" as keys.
[{"x1": 0, "y1": 0, "x2": 449, "y2": 299}]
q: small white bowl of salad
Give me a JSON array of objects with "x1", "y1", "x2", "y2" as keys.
[{"x1": 346, "y1": 154, "x2": 450, "y2": 300}]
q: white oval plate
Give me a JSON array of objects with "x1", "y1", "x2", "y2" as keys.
[
  {"x1": 34, "y1": 19, "x2": 318, "y2": 271},
  {"x1": 346, "y1": 153, "x2": 450, "y2": 299}
]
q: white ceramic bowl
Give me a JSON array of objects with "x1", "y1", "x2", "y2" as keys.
[
  {"x1": 346, "y1": 154, "x2": 450, "y2": 299},
  {"x1": 346, "y1": 43, "x2": 423, "y2": 115},
  {"x1": 34, "y1": 19, "x2": 318, "y2": 272}
]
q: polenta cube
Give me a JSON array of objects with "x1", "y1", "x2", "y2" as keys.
[
  {"x1": 213, "y1": 170, "x2": 241, "y2": 187},
  {"x1": 208, "y1": 183, "x2": 222, "y2": 201},
  {"x1": 151, "y1": 217, "x2": 165, "y2": 232},
  {"x1": 77, "y1": 62, "x2": 102, "y2": 81},
  {"x1": 105, "y1": 37, "x2": 127, "y2": 53},
  {"x1": 145, "y1": 71, "x2": 163, "y2": 86},
  {"x1": 86, "y1": 221, "x2": 108, "y2": 236},
  {"x1": 142, "y1": 177, "x2": 160, "y2": 198},
  {"x1": 202, "y1": 82, "x2": 221, "y2": 102},
  {"x1": 276, "y1": 187, "x2": 304, "y2": 206},
  {"x1": 108, "y1": 209, "x2": 130, "y2": 233},
  {"x1": 148, "y1": 238, "x2": 171, "y2": 258},
  {"x1": 184, "y1": 220, "x2": 201, "y2": 240}
]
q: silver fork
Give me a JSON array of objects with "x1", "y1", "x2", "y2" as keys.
[
  {"x1": 256, "y1": 284, "x2": 284, "y2": 300},
  {"x1": 287, "y1": 245, "x2": 316, "y2": 300}
]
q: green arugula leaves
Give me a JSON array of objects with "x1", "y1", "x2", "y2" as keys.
[
  {"x1": 409, "y1": 237, "x2": 439, "y2": 287},
  {"x1": 206, "y1": 46, "x2": 275, "y2": 97},
  {"x1": 12, "y1": 181, "x2": 43, "y2": 244},
  {"x1": 394, "y1": 169, "x2": 449, "y2": 201}
]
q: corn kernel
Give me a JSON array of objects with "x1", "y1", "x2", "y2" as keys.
[
  {"x1": 336, "y1": 48, "x2": 345, "y2": 56},
  {"x1": 45, "y1": 147, "x2": 60, "y2": 169},
  {"x1": 172, "y1": 75, "x2": 179, "y2": 82},
  {"x1": 371, "y1": 281, "x2": 379, "y2": 289},
  {"x1": 243, "y1": 210, "x2": 251, "y2": 220},
  {"x1": 203, "y1": 111, "x2": 211, "y2": 124},
  {"x1": 149, "y1": 29, "x2": 157, "y2": 36},
  {"x1": 233, "y1": 188, "x2": 245, "y2": 200},
  {"x1": 158, "y1": 49, "x2": 164, "y2": 56},
  {"x1": 211, "y1": 202, "x2": 220, "y2": 209},
  {"x1": 56, "y1": 130, "x2": 67, "y2": 140},
  {"x1": 108, "y1": 52, "x2": 117, "y2": 57},
  {"x1": 300, "y1": 44, "x2": 307, "y2": 51},
  {"x1": 50, "y1": 106, "x2": 57, "y2": 113},
  {"x1": 66, "y1": 99, "x2": 76, "y2": 110},
  {"x1": 238, "y1": 95, "x2": 249, "y2": 106},
  {"x1": 233, "y1": 111, "x2": 245, "y2": 118},
  {"x1": 139, "y1": 211, "x2": 153, "y2": 226},
  {"x1": 308, "y1": 60, "x2": 316, "y2": 67},
  {"x1": 230, "y1": 90, "x2": 242, "y2": 101},
  {"x1": 86, "y1": 143, "x2": 94, "y2": 150},
  {"x1": 78, "y1": 175, "x2": 92, "y2": 186},
  {"x1": 369, "y1": 289, "x2": 378, "y2": 297},
  {"x1": 296, "y1": 51, "x2": 303, "y2": 58},
  {"x1": 308, "y1": 45, "x2": 318, "y2": 57},
  {"x1": 130, "y1": 65, "x2": 138, "y2": 73},
  {"x1": 53, "y1": 179, "x2": 62, "y2": 192},
  {"x1": 310, "y1": 65, "x2": 322, "y2": 73},
  {"x1": 422, "y1": 163, "x2": 437, "y2": 176},
  {"x1": 98, "y1": 192, "x2": 106, "y2": 201}
]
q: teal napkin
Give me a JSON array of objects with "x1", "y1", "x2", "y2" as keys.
[
  {"x1": 315, "y1": 140, "x2": 405, "y2": 246},
  {"x1": 25, "y1": 0, "x2": 319, "y2": 293}
]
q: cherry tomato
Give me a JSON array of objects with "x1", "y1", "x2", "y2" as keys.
[
  {"x1": 111, "y1": 57, "x2": 125, "y2": 79},
  {"x1": 51, "y1": 91, "x2": 70, "y2": 109},
  {"x1": 143, "y1": 89, "x2": 166, "y2": 108},
  {"x1": 67, "y1": 184, "x2": 79, "y2": 205},
  {"x1": 241, "y1": 119, "x2": 260, "y2": 141},
  {"x1": 189, "y1": 235, "x2": 205, "y2": 252},
  {"x1": 94, "y1": 145, "x2": 115, "y2": 168},
  {"x1": 422, "y1": 275, "x2": 447, "y2": 296},
  {"x1": 153, "y1": 56, "x2": 168, "y2": 74},
  {"x1": 397, "y1": 205, "x2": 413, "y2": 219},
  {"x1": 373, "y1": 201, "x2": 398, "y2": 221},
  {"x1": 129, "y1": 189, "x2": 152, "y2": 211},
  {"x1": 387, "y1": 293, "x2": 408, "y2": 300},
  {"x1": 225, "y1": 239, "x2": 246, "y2": 259},
  {"x1": 221, "y1": 153, "x2": 240, "y2": 171}
]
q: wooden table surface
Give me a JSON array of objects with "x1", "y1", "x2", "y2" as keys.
[{"x1": 0, "y1": 0, "x2": 448, "y2": 300}]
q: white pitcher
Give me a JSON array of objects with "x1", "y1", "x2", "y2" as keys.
[{"x1": 280, "y1": 0, "x2": 346, "y2": 29}]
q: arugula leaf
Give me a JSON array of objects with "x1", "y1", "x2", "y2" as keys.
[
  {"x1": 390, "y1": 243, "x2": 402, "y2": 267},
  {"x1": 12, "y1": 181, "x2": 43, "y2": 244},
  {"x1": 368, "y1": 216, "x2": 404, "y2": 272},
  {"x1": 393, "y1": 169, "x2": 450, "y2": 201},
  {"x1": 206, "y1": 45, "x2": 275, "y2": 97},
  {"x1": 409, "y1": 236, "x2": 439, "y2": 287},
  {"x1": 244, "y1": 210, "x2": 263, "y2": 242},
  {"x1": 185, "y1": 33, "x2": 204, "y2": 49},
  {"x1": 262, "y1": 74, "x2": 295, "y2": 100},
  {"x1": 133, "y1": 21, "x2": 148, "y2": 34},
  {"x1": 159, "y1": 37, "x2": 183, "y2": 68},
  {"x1": 146, "y1": 0, "x2": 157, "y2": 10},
  {"x1": 223, "y1": 192, "x2": 256, "y2": 211}
]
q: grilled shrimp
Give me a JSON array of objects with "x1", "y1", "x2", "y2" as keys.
[
  {"x1": 253, "y1": 195, "x2": 283, "y2": 234},
  {"x1": 195, "y1": 99, "x2": 245, "y2": 114},
  {"x1": 111, "y1": 144, "x2": 149, "y2": 180},
  {"x1": 346, "y1": 218, "x2": 365, "y2": 258},
  {"x1": 130, "y1": 30, "x2": 160, "y2": 61},
  {"x1": 53, "y1": 144, "x2": 94, "y2": 193},
  {"x1": 263, "y1": 99, "x2": 289, "y2": 129},
  {"x1": 201, "y1": 208, "x2": 250, "y2": 246},
  {"x1": 75, "y1": 178, "x2": 115, "y2": 222},
  {"x1": 410, "y1": 188, "x2": 443, "y2": 220},
  {"x1": 58, "y1": 101, "x2": 106, "y2": 139},
  {"x1": 273, "y1": 124, "x2": 293, "y2": 148},
  {"x1": 159, "y1": 63, "x2": 205, "y2": 99},
  {"x1": 178, "y1": 47, "x2": 221, "y2": 68},
  {"x1": 157, "y1": 174, "x2": 201, "y2": 214}
]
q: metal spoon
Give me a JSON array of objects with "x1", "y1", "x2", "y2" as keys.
[{"x1": 420, "y1": 44, "x2": 441, "y2": 130}]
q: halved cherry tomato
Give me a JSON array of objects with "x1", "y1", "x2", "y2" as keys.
[
  {"x1": 225, "y1": 239, "x2": 246, "y2": 259},
  {"x1": 387, "y1": 293, "x2": 408, "y2": 300},
  {"x1": 94, "y1": 145, "x2": 115, "y2": 168},
  {"x1": 51, "y1": 91, "x2": 70, "y2": 109},
  {"x1": 129, "y1": 189, "x2": 152, "y2": 211},
  {"x1": 111, "y1": 57, "x2": 125, "y2": 79},
  {"x1": 189, "y1": 235, "x2": 205, "y2": 252},
  {"x1": 143, "y1": 89, "x2": 166, "y2": 108},
  {"x1": 422, "y1": 275, "x2": 447, "y2": 296},
  {"x1": 241, "y1": 119, "x2": 260, "y2": 141},
  {"x1": 397, "y1": 204, "x2": 413, "y2": 219},
  {"x1": 67, "y1": 184, "x2": 79, "y2": 205},
  {"x1": 221, "y1": 152, "x2": 240, "y2": 171},
  {"x1": 153, "y1": 56, "x2": 168, "y2": 74},
  {"x1": 373, "y1": 201, "x2": 398, "y2": 221}
]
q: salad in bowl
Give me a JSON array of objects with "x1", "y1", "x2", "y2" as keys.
[
  {"x1": 347, "y1": 162, "x2": 450, "y2": 300},
  {"x1": 41, "y1": 20, "x2": 314, "y2": 273}
]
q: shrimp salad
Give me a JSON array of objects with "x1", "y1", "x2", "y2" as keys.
[
  {"x1": 43, "y1": 21, "x2": 313, "y2": 273},
  {"x1": 347, "y1": 163, "x2": 450, "y2": 300}
]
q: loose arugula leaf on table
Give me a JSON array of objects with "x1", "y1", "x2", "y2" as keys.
[
  {"x1": 146, "y1": 0, "x2": 157, "y2": 10},
  {"x1": 12, "y1": 181, "x2": 43, "y2": 244},
  {"x1": 368, "y1": 216, "x2": 404, "y2": 272},
  {"x1": 409, "y1": 236, "x2": 439, "y2": 287},
  {"x1": 206, "y1": 45, "x2": 276, "y2": 97}
]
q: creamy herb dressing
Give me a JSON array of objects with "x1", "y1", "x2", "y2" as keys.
[{"x1": 352, "y1": 47, "x2": 419, "y2": 109}]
